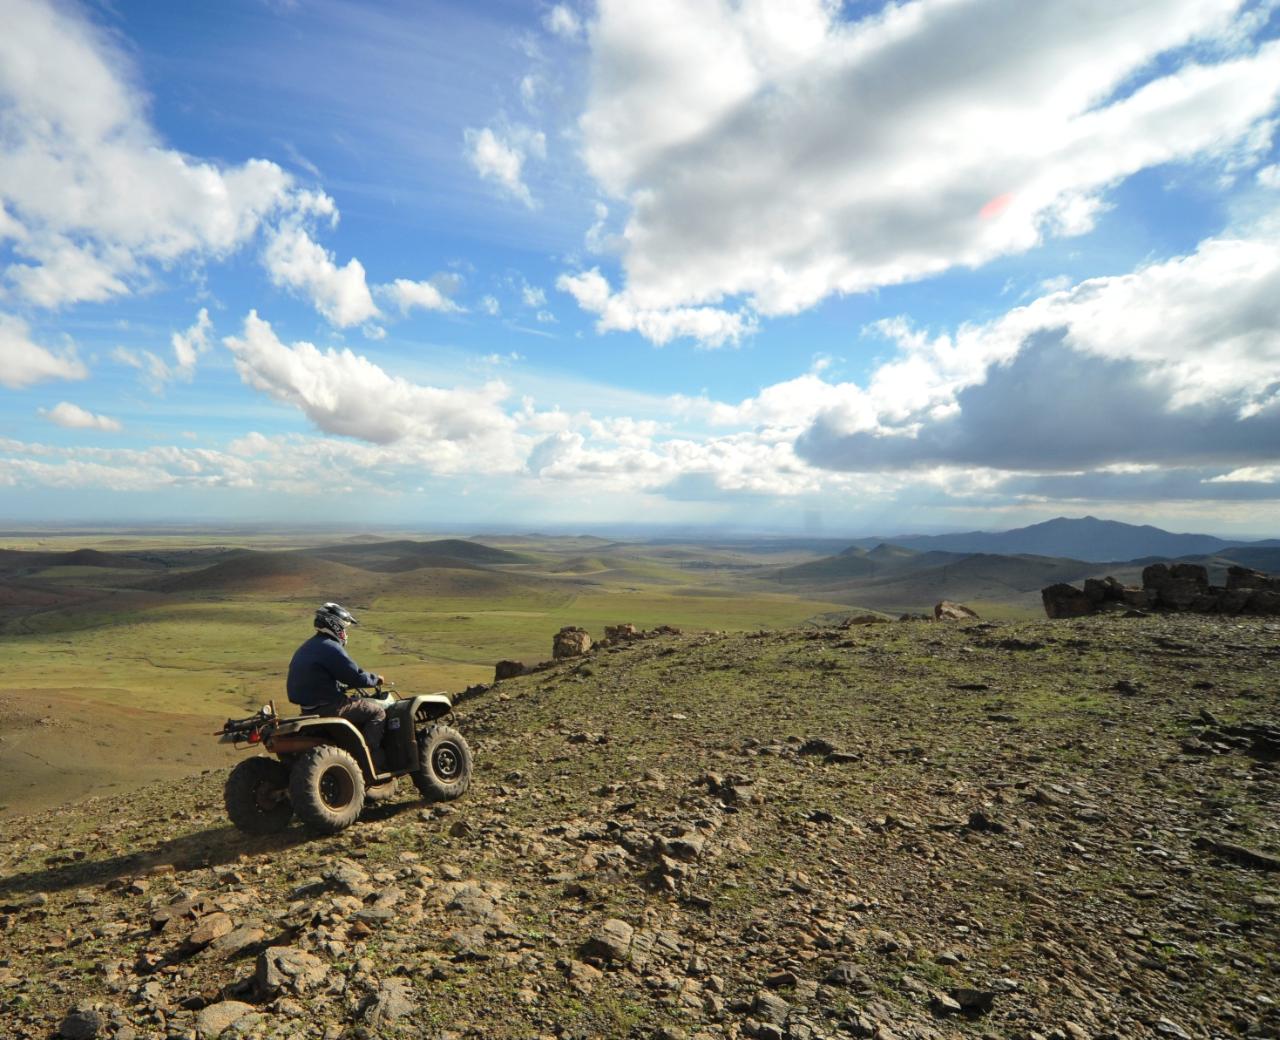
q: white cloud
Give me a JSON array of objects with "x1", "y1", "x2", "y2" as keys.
[
  {"x1": 1010, "y1": 234, "x2": 1280, "y2": 410},
  {"x1": 40, "y1": 401, "x2": 121, "y2": 432},
  {"x1": 212, "y1": 309, "x2": 839, "y2": 497},
  {"x1": 111, "y1": 308, "x2": 214, "y2": 391},
  {"x1": 557, "y1": 267, "x2": 754, "y2": 348},
  {"x1": 464, "y1": 127, "x2": 542, "y2": 207},
  {"x1": 479, "y1": 351, "x2": 522, "y2": 367},
  {"x1": 380, "y1": 277, "x2": 463, "y2": 315},
  {"x1": 0, "y1": 313, "x2": 87, "y2": 388},
  {"x1": 224, "y1": 311, "x2": 524, "y2": 473},
  {"x1": 666, "y1": 223, "x2": 1280, "y2": 458},
  {"x1": 524, "y1": 425, "x2": 833, "y2": 498},
  {"x1": 781, "y1": 225, "x2": 1280, "y2": 472},
  {"x1": 171, "y1": 308, "x2": 212, "y2": 376},
  {"x1": 1038, "y1": 275, "x2": 1073, "y2": 294},
  {"x1": 1210, "y1": 465, "x2": 1280, "y2": 483},
  {"x1": 0, "y1": 0, "x2": 296, "y2": 307},
  {"x1": 574, "y1": 0, "x2": 1280, "y2": 318},
  {"x1": 0, "y1": 438, "x2": 263, "y2": 492},
  {"x1": 545, "y1": 4, "x2": 583, "y2": 39},
  {"x1": 521, "y1": 283, "x2": 547, "y2": 308},
  {"x1": 12, "y1": 215, "x2": 1277, "y2": 513},
  {"x1": 581, "y1": 222, "x2": 1280, "y2": 497},
  {"x1": 520, "y1": 74, "x2": 541, "y2": 109},
  {"x1": 0, "y1": 202, "x2": 23, "y2": 242},
  {"x1": 480, "y1": 294, "x2": 501, "y2": 316},
  {"x1": 672, "y1": 373, "x2": 869, "y2": 432},
  {"x1": 7, "y1": 238, "x2": 131, "y2": 306},
  {"x1": 584, "y1": 201, "x2": 620, "y2": 254},
  {"x1": 1259, "y1": 164, "x2": 1280, "y2": 188},
  {"x1": 112, "y1": 345, "x2": 171, "y2": 393},
  {"x1": 262, "y1": 222, "x2": 379, "y2": 327}
]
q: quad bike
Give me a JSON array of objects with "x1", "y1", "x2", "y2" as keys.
[{"x1": 216, "y1": 686, "x2": 472, "y2": 835}]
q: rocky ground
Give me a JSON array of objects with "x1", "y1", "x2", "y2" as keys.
[{"x1": 1, "y1": 614, "x2": 1277, "y2": 1040}]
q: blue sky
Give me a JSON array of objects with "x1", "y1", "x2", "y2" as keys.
[{"x1": 1, "y1": 0, "x2": 1279, "y2": 536}]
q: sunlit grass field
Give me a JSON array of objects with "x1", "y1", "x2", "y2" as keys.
[
  {"x1": 0, "y1": 532, "x2": 852, "y2": 815},
  {"x1": 8, "y1": 586, "x2": 851, "y2": 716}
]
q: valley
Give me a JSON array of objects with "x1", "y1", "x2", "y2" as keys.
[{"x1": 2, "y1": 523, "x2": 1274, "y2": 817}]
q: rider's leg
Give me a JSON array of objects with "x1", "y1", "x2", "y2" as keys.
[{"x1": 336, "y1": 700, "x2": 388, "y2": 771}]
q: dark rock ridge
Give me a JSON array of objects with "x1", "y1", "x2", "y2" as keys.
[{"x1": 1043, "y1": 563, "x2": 1279, "y2": 618}]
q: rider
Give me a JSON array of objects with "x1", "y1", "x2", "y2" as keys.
[{"x1": 287, "y1": 602, "x2": 389, "y2": 771}]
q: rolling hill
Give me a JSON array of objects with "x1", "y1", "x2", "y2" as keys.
[
  {"x1": 305, "y1": 538, "x2": 534, "y2": 571},
  {"x1": 845, "y1": 516, "x2": 1270, "y2": 562},
  {"x1": 1210, "y1": 546, "x2": 1280, "y2": 573},
  {"x1": 154, "y1": 550, "x2": 372, "y2": 596},
  {"x1": 774, "y1": 544, "x2": 975, "y2": 584},
  {"x1": 772, "y1": 547, "x2": 1105, "y2": 613},
  {"x1": 0, "y1": 546, "x2": 159, "y2": 575}
]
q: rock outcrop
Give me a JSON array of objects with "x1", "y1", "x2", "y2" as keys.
[
  {"x1": 933, "y1": 600, "x2": 979, "y2": 621},
  {"x1": 1043, "y1": 563, "x2": 1279, "y2": 618},
  {"x1": 495, "y1": 623, "x2": 685, "y2": 681},
  {"x1": 552, "y1": 626, "x2": 592, "y2": 659},
  {"x1": 493, "y1": 659, "x2": 526, "y2": 680}
]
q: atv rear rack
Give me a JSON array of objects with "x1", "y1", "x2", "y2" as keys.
[{"x1": 216, "y1": 701, "x2": 280, "y2": 748}]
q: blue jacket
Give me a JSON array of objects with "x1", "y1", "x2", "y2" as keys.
[{"x1": 286, "y1": 632, "x2": 379, "y2": 706}]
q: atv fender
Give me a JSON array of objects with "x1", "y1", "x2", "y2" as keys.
[
  {"x1": 410, "y1": 694, "x2": 454, "y2": 721},
  {"x1": 380, "y1": 694, "x2": 455, "y2": 773},
  {"x1": 266, "y1": 717, "x2": 379, "y2": 781}
]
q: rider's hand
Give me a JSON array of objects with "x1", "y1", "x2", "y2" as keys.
[{"x1": 375, "y1": 675, "x2": 386, "y2": 687}]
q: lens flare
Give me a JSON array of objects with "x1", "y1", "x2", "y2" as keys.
[{"x1": 980, "y1": 192, "x2": 1014, "y2": 219}]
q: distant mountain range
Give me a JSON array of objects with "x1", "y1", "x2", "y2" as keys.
[
  {"x1": 846, "y1": 516, "x2": 1279, "y2": 563},
  {"x1": 762, "y1": 516, "x2": 1280, "y2": 614}
]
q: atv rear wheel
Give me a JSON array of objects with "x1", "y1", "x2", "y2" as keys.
[
  {"x1": 289, "y1": 745, "x2": 366, "y2": 834},
  {"x1": 412, "y1": 724, "x2": 472, "y2": 803},
  {"x1": 225, "y1": 757, "x2": 292, "y2": 834}
]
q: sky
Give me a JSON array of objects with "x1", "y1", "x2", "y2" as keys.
[{"x1": 1, "y1": 0, "x2": 1279, "y2": 537}]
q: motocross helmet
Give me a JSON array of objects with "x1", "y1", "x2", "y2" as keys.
[{"x1": 315, "y1": 601, "x2": 359, "y2": 642}]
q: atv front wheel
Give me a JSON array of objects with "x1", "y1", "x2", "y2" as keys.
[
  {"x1": 289, "y1": 746, "x2": 366, "y2": 834},
  {"x1": 225, "y1": 757, "x2": 292, "y2": 834},
  {"x1": 412, "y1": 724, "x2": 472, "y2": 803}
]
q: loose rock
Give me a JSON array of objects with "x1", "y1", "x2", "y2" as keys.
[
  {"x1": 256, "y1": 947, "x2": 328, "y2": 996},
  {"x1": 57, "y1": 1006, "x2": 102, "y2": 1040},
  {"x1": 361, "y1": 978, "x2": 416, "y2": 1026},
  {"x1": 195, "y1": 1000, "x2": 258, "y2": 1039}
]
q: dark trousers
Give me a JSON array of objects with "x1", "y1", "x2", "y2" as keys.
[{"x1": 308, "y1": 698, "x2": 387, "y2": 767}]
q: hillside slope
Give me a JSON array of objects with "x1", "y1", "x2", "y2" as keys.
[
  {"x1": 877, "y1": 516, "x2": 1245, "y2": 561},
  {"x1": 0, "y1": 616, "x2": 1276, "y2": 1039},
  {"x1": 772, "y1": 548, "x2": 1102, "y2": 614},
  {"x1": 154, "y1": 551, "x2": 372, "y2": 597},
  {"x1": 306, "y1": 539, "x2": 533, "y2": 571}
]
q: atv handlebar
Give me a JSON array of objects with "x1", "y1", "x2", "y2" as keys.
[{"x1": 342, "y1": 681, "x2": 398, "y2": 700}]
